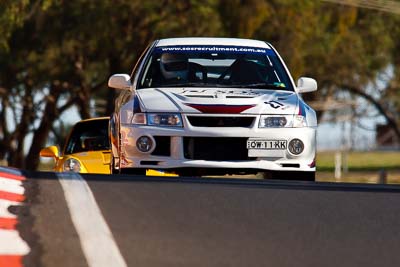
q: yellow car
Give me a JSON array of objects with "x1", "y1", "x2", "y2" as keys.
[{"x1": 40, "y1": 117, "x2": 111, "y2": 174}]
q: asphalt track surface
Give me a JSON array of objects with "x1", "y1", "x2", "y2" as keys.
[{"x1": 20, "y1": 172, "x2": 400, "y2": 267}]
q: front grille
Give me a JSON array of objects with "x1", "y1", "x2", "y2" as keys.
[
  {"x1": 187, "y1": 116, "x2": 254, "y2": 127},
  {"x1": 184, "y1": 137, "x2": 252, "y2": 160}
]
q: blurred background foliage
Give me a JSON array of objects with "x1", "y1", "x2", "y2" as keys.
[{"x1": 0, "y1": 0, "x2": 399, "y2": 170}]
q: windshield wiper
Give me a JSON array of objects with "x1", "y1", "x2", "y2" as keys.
[
  {"x1": 162, "y1": 82, "x2": 209, "y2": 87},
  {"x1": 232, "y1": 82, "x2": 287, "y2": 89},
  {"x1": 156, "y1": 82, "x2": 287, "y2": 89}
]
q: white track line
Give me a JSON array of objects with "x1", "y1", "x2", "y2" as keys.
[{"x1": 57, "y1": 172, "x2": 127, "y2": 267}]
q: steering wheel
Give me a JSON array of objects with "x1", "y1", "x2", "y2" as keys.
[
  {"x1": 217, "y1": 59, "x2": 242, "y2": 83},
  {"x1": 188, "y1": 62, "x2": 207, "y2": 82},
  {"x1": 217, "y1": 67, "x2": 231, "y2": 83}
]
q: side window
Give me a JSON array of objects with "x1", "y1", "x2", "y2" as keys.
[
  {"x1": 131, "y1": 43, "x2": 154, "y2": 88},
  {"x1": 140, "y1": 55, "x2": 159, "y2": 88}
]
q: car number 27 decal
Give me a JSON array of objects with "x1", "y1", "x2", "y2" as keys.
[{"x1": 265, "y1": 101, "x2": 284, "y2": 109}]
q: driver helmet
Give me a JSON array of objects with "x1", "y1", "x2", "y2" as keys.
[{"x1": 160, "y1": 53, "x2": 188, "y2": 80}]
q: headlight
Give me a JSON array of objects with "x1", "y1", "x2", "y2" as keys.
[
  {"x1": 136, "y1": 136, "x2": 154, "y2": 152},
  {"x1": 121, "y1": 111, "x2": 147, "y2": 124},
  {"x1": 259, "y1": 115, "x2": 307, "y2": 128},
  {"x1": 259, "y1": 116, "x2": 287, "y2": 128},
  {"x1": 63, "y1": 158, "x2": 81, "y2": 172},
  {"x1": 292, "y1": 115, "x2": 307, "y2": 127},
  {"x1": 132, "y1": 113, "x2": 146, "y2": 124},
  {"x1": 126, "y1": 112, "x2": 183, "y2": 127},
  {"x1": 288, "y1": 139, "x2": 304, "y2": 155},
  {"x1": 147, "y1": 113, "x2": 183, "y2": 127}
]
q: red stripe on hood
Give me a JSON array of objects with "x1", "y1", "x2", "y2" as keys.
[{"x1": 185, "y1": 104, "x2": 255, "y2": 114}]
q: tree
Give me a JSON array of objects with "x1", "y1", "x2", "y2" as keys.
[
  {"x1": 0, "y1": 0, "x2": 222, "y2": 170},
  {"x1": 1, "y1": 0, "x2": 400, "y2": 170},
  {"x1": 218, "y1": 0, "x2": 400, "y2": 142}
]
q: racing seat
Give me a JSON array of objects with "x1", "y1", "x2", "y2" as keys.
[
  {"x1": 229, "y1": 59, "x2": 264, "y2": 84},
  {"x1": 83, "y1": 136, "x2": 108, "y2": 151},
  {"x1": 152, "y1": 56, "x2": 207, "y2": 85},
  {"x1": 160, "y1": 53, "x2": 189, "y2": 82}
]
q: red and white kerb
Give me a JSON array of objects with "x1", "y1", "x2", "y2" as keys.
[{"x1": 0, "y1": 168, "x2": 30, "y2": 267}]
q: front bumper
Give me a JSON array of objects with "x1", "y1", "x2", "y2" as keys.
[{"x1": 117, "y1": 120, "x2": 316, "y2": 173}]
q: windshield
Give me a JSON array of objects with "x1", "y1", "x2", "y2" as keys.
[
  {"x1": 65, "y1": 119, "x2": 110, "y2": 154},
  {"x1": 138, "y1": 45, "x2": 294, "y2": 91}
]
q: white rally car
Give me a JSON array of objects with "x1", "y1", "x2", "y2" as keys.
[{"x1": 108, "y1": 37, "x2": 317, "y2": 180}]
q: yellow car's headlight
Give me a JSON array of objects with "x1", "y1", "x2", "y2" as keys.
[{"x1": 63, "y1": 158, "x2": 81, "y2": 172}]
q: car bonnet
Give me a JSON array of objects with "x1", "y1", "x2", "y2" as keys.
[{"x1": 136, "y1": 88, "x2": 299, "y2": 115}]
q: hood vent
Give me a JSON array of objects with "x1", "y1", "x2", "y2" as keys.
[
  {"x1": 226, "y1": 95, "x2": 255, "y2": 98},
  {"x1": 185, "y1": 95, "x2": 215, "y2": 98}
]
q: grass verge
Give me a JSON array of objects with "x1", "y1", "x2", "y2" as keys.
[{"x1": 317, "y1": 151, "x2": 400, "y2": 172}]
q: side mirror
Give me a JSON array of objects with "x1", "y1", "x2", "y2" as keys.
[
  {"x1": 296, "y1": 77, "x2": 317, "y2": 93},
  {"x1": 40, "y1": 146, "x2": 60, "y2": 158},
  {"x1": 108, "y1": 74, "x2": 131, "y2": 90}
]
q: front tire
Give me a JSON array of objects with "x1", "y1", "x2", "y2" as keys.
[
  {"x1": 293, "y1": 171, "x2": 315, "y2": 181},
  {"x1": 120, "y1": 168, "x2": 146, "y2": 176},
  {"x1": 259, "y1": 171, "x2": 315, "y2": 181},
  {"x1": 110, "y1": 156, "x2": 120, "y2": 174}
]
